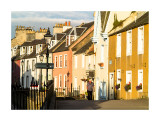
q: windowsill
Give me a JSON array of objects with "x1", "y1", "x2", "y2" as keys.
[
  {"x1": 138, "y1": 90, "x2": 143, "y2": 92},
  {"x1": 138, "y1": 53, "x2": 144, "y2": 55},
  {"x1": 59, "y1": 67, "x2": 62, "y2": 69},
  {"x1": 126, "y1": 54, "x2": 132, "y2": 56},
  {"x1": 100, "y1": 67, "x2": 104, "y2": 69}
]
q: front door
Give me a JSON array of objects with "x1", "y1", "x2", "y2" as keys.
[
  {"x1": 100, "y1": 82, "x2": 106, "y2": 100},
  {"x1": 109, "y1": 73, "x2": 114, "y2": 100}
]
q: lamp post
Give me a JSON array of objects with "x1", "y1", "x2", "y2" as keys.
[
  {"x1": 39, "y1": 54, "x2": 44, "y2": 89},
  {"x1": 44, "y1": 27, "x2": 52, "y2": 87},
  {"x1": 21, "y1": 60, "x2": 24, "y2": 88}
]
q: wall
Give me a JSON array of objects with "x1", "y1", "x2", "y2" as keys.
[{"x1": 108, "y1": 24, "x2": 149, "y2": 99}]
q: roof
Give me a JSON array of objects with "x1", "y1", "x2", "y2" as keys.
[
  {"x1": 21, "y1": 39, "x2": 46, "y2": 46},
  {"x1": 101, "y1": 11, "x2": 110, "y2": 33},
  {"x1": 21, "y1": 45, "x2": 37, "y2": 59},
  {"x1": 74, "y1": 40, "x2": 93, "y2": 55},
  {"x1": 53, "y1": 41, "x2": 69, "y2": 53},
  {"x1": 109, "y1": 12, "x2": 149, "y2": 36},
  {"x1": 76, "y1": 28, "x2": 86, "y2": 36},
  {"x1": 72, "y1": 30, "x2": 94, "y2": 51}
]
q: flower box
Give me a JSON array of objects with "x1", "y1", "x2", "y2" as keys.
[
  {"x1": 115, "y1": 84, "x2": 120, "y2": 90},
  {"x1": 136, "y1": 83, "x2": 142, "y2": 91},
  {"x1": 98, "y1": 63, "x2": 104, "y2": 67},
  {"x1": 124, "y1": 82, "x2": 131, "y2": 91}
]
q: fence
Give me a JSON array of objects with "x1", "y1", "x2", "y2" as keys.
[
  {"x1": 11, "y1": 80, "x2": 55, "y2": 110},
  {"x1": 55, "y1": 86, "x2": 80, "y2": 99}
]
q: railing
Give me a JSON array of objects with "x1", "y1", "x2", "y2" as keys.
[
  {"x1": 55, "y1": 86, "x2": 80, "y2": 98},
  {"x1": 11, "y1": 80, "x2": 55, "y2": 110}
]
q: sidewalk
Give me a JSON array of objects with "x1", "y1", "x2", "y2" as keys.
[{"x1": 56, "y1": 98, "x2": 149, "y2": 110}]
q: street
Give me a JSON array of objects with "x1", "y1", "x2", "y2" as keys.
[{"x1": 55, "y1": 98, "x2": 149, "y2": 110}]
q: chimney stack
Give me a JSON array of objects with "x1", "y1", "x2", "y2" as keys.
[
  {"x1": 65, "y1": 21, "x2": 67, "y2": 26},
  {"x1": 68, "y1": 21, "x2": 71, "y2": 26}
]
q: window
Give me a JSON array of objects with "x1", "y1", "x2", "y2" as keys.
[
  {"x1": 23, "y1": 47, "x2": 26, "y2": 54},
  {"x1": 117, "y1": 34, "x2": 121, "y2": 57},
  {"x1": 126, "y1": 71, "x2": 132, "y2": 92},
  {"x1": 126, "y1": 30, "x2": 132, "y2": 56},
  {"x1": 75, "y1": 55, "x2": 77, "y2": 68},
  {"x1": 101, "y1": 45, "x2": 104, "y2": 62},
  {"x1": 55, "y1": 56, "x2": 58, "y2": 68},
  {"x1": 82, "y1": 54, "x2": 85, "y2": 68},
  {"x1": 70, "y1": 35, "x2": 75, "y2": 44},
  {"x1": 88, "y1": 56, "x2": 91, "y2": 69},
  {"x1": 59, "y1": 74, "x2": 62, "y2": 88},
  {"x1": 74, "y1": 77, "x2": 77, "y2": 88},
  {"x1": 64, "y1": 54, "x2": 67, "y2": 67},
  {"x1": 138, "y1": 69, "x2": 143, "y2": 92},
  {"x1": 59, "y1": 55, "x2": 62, "y2": 68},
  {"x1": 27, "y1": 60, "x2": 29, "y2": 71},
  {"x1": 54, "y1": 76, "x2": 57, "y2": 88},
  {"x1": 39, "y1": 44, "x2": 42, "y2": 52},
  {"x1": 138, "y1": 26, "x2": 144, "y2": 54},
  {"x1": 117, "y1": 69, "x2": 121, "y2": 90},
  {"x1": 64, "y1": 74, "x2": 67, "y2": 88},
  {"x1": 32, "y1": 60, "x2": 35, "y2": 71},
  {"x1": 82, "y1": 81, "x2": 84, "y2": 90},
  {"x1": 30, "y1": 46, "x2": 33, "y2": 53},
  {"x1": 66, "y1": 36, "x2": 69, "y2": 46}
]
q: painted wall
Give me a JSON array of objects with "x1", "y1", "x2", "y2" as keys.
[
  {"x1": 108, "y1": 24, "x2": 149, "y2": 99},
  {"x1": 52, "y1": 51, "x2": 72, "y2": 89},
  {"x1": 12, "y1": 60, "x2": 20, "y2": 86}
]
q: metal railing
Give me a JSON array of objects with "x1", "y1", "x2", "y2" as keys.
[{"x1": 11, "y1": 80, "x2": 55, "y2": 110}]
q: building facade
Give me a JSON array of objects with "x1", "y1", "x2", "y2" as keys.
[{"x1": 108, "y1": 12, "x2": 149, "y2": 99}]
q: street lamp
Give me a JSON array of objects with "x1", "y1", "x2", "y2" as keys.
[
  {"x1": 44, "y1": 27, "x2": 52, "y2": 87},
  {"x1": 39, "y1": 54, "x2": 44, "y2": 89},
  {"x1": 21, "y1": 60, "x2": 24, "y2": 88}
]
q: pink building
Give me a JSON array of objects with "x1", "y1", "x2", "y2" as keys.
[{"x1": 52, "y1": 22, "x2": 94, "y2": 93}]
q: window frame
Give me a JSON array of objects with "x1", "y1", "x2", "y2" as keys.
[
  {"x1": 55, "y1": 56, "x2": 58, "y2": 68},
  {"x1": 59, "y1": 74, "x2": 62, "y2": 88},
  {"x1": 126, "y1": 30, "x2": 132, "y2": 56},
  {"x1": 126, "y1": 70, "x2": 132, "y2": 92},
  {"x1": 59, "y1": 55, "x2": 62, "y2": 68},
  {"x1": 138, "y1": 69, "x2": 143, "y2": 92},
  {"x1": 138, "y1": 26, "x2": 144, "y2": 54},
  {"x1": 116, "y1": 33, "x2": 121, "y2": 57},
  {"x1": 64, "y1": 54, "x2": 67, "y2": 68}
]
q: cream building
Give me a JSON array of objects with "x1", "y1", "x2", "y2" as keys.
[{"x1": 72, "y1": 30, "x2": 94, "y2": 95}]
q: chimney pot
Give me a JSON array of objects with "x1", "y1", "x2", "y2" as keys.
[
  {"x1": 65, "y1": 21, "x2": 67, "y2": 26},
  {"x1": 68, "y1": 21, "x2": 71, "y2": 26}
]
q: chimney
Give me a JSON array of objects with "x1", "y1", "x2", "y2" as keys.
[
  {"x1": 68, "y1": 21, "x2": 71, "y2": 26},
  {"x1": 65, "y1": 21, "x2": 67, "y2": 26},
  {"x1": 40, "y1": 27, "x2": 42, "y2": 32}
]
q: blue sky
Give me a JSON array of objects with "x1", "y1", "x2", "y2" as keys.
[{"x1": 11, "y1": 11, "x2": 94, "y2": 39}]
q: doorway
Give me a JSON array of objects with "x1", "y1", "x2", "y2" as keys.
[{"x1": 109, "y1": 73, "x2": 114, "y2": 100}]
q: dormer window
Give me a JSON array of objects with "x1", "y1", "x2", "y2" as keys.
[
  {"x1": 39, "y1": 44, "x2": 42, "y2": 52},
  {"x1": 21, "y1": 46, "x2": 26, "y2": 55},
  {"x1": 66, "y1": 35, "x2": 76, "y2": 46},
  {"x1": 36, "y1": 44, "x2": 42, "y2": 54},
  {"x1": 30, "y1": 46, "x2": 33, "y2": 53}
]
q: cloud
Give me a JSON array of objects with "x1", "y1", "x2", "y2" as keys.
[{"x1": 11, "y1": 11, "x2": 94, "y2": 38}]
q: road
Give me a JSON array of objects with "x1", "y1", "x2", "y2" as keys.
[{"x1": 56, "y1": 98, "x2": 149, "y2": 110}]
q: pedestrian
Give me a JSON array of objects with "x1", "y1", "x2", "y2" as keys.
[{"x1": 87, "y1": 79, "x2": 94, "y2": 100}]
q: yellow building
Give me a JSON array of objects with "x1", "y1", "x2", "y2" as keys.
[{"x1": 108, "y1": 12, "x2": 149, "y2": 99}]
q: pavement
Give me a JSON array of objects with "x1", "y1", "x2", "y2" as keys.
[{"x1": 54, "y1": 98, "x2": 149, "y2": 110}]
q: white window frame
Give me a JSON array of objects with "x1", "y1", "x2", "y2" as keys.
[
  {"x1": 126, "y1": 70, "x2": 132, "y2": 92},
  {"x1": 101, "y1": 45, "x2": 104, "y2": 62},
  {"x1": 117, "y1": 69, "x2": 121, "y2": 90},
  {"x1": 54, "y1": 76, "x2": 57, "y2": 88},
  {"x1": 138, "y1": 26, "x2": 144, "y2": 54},
  {"x1": 126, "y1": 30, "x2": 132, "y2": 56},
  {"x1": 116, "y1": 33, "x2": 121, "y2": 57},
  {"x1": 64, "y1": 74, "x2": 67, "y2": 88},
  {"x1": 59, "y1": 55, "x2": 62, "y2": 68},
  {"x1": 75, "y1": 55, "x2": 77, "y2": 69},
  {"x1": 138, "y1": 69, "x2": 143, "y2": 92},
  {"x1": 64, "y1": 54, "x2": 67, "y2": 68},
  {"x1": 59, "y1": 74, "x2": 62, "y2": 88},
  {"x1": 55, "y1": 56, "x2": 58, "y2": 68}
]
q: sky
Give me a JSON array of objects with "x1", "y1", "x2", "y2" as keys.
[{"x1": 11, "y1": 11, "x2": 94, "y2": 39}]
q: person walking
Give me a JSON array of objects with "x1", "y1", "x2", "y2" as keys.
[{"x1": 87, "y1": 79, "x2": 94, "y2": 100}]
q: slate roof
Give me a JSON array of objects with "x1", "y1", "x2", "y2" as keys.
[
  {"x1": 109, "y1": 12, "x2": 149, "y2": 36},
  {"x1": 53, "y1": 41, "x2": 69, "y2": 53},
  {"x1": 21, "y1": 45, "x2": 37, "y2": 59},
  {"x1": 74, "y1": 40, "x2": 93, "y2": 55}
]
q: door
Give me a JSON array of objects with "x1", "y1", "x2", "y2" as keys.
[
  {"x1": 109, "y1": 73, "x2": 114, "y2": 100},
  {"x1": 100, "y1": 81, "x2": 106, "y2": 100}
]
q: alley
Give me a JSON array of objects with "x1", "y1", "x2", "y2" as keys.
[{"x1": 56, "y1": 98, "x2": 149, "y2": 110}]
